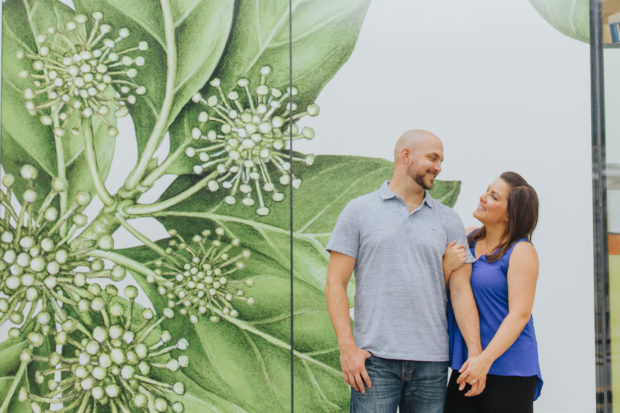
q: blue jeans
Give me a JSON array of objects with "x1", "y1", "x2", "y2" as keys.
[{"x1": 349, "y1": 355, "x2": 448, "y2": 413}]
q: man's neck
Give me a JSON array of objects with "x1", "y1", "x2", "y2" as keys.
[{"x1": 388, "y1": 177, "x2": 425, "y2": 211}]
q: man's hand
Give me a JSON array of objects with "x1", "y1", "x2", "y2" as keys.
[{"x1": 339, "y1": 344, "x2": 372, "y2": 393}]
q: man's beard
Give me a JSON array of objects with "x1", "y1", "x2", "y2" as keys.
[{"x1": 414, "y1": 171, "x2": 435, "y2": 190}]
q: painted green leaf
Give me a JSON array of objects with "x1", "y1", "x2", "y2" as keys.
[
  {"x1": 73, "y1": 0, "x2": 235, "y2": 154},
  {"x1": 156, "y1": 371, "x2": 250, "y2": 413},
  {"x1": 529, "y1": 0, "x2": 589, "y2": 43},
  {"x1": 0, "y1": 338, "x2": 27, "y2": 378},
  {"x1": 118, "y1": 155, "x2": 460, "y2": 412},
  {"x1": 128, "y1": 296, "x2": 250, "y2": 413},
  {"x1": 0, "y1": 374, "x2": 30, "y2": 413},
  {"x1": 119, "y1": 238, "x2": 349, "y2": 412},
  {"x1": 166, "y1": 0, "x2": 371, "y2": 174},
  {"x1": 214, "y1": 0, "x2": 371, "y2": 107},
  {"x1": 1, "y1": 0, "x2": 116, "y2": 207},
  {"x1": 0, "y1": 338, "x2": 29, "y2": 413}
]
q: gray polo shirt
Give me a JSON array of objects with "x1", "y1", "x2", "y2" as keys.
[{"x1": 326, "y1": 181, "x2": 474, "y2": 361}]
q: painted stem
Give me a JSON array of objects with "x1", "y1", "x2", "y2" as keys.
[
  {"x1": 70, "y1": 210, "x2": 120, "y2": 250},
  {"x1": 82, "y1": 117, "x2": 114, "y2": 206},
  {"x1": 140, "y1": 137, "x2": 192, "y2": 188},
  {"x1": 90, "y1": 250, "x2": 159, "y2": 280},
  {"x1": 0, "y1": 361, "x2": 27, "y2": 413},
  {"x1": 123, "y1": 0, "x2": 177, "y2": 191},
  {"x1": 125, "y1": 170, "x2": 219, "y2": 216},
  {"x1": 53, "y1": 114, "x2": 68, "y2": 237},
  {"x1": 114, "y1": 214, "x2": 179, "y2": 266}
]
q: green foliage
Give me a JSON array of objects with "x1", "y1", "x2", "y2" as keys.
[
  {"x1": 0, "y1": 338, "x2": 27, "y2": 377},
  {"x1": 0, "y1": 339, "x2": 29, "y2": 413},
  {"x1": 0, "y1": 376, "x2": 30, "y2": 413},
  {"x1": 163, "y1": 373, "x2": 250, "y2": 413},
  {"x1": 167, "y1": 0, "x2": 372, "y2": 175},
  {"x1": 122, "y1": 241, "x2": 349, "y2": 412},
  {"x1": 1, "y1": 0, "x2": 116, "y2": 207},
  {"x1": 529, "y1": 0, "x2": 589, "y2": 43},
  {"x1": 73, "y1": 0, "x2": 235, "y2": 153}
]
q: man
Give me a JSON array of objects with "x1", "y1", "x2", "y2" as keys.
[{"x1": 325, "y1": 129, "x2": 483, "y2": 413}]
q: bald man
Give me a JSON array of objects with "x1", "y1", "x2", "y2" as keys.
[{"x1": 325, "y1": 130, "x2": 483, "y2": 413}]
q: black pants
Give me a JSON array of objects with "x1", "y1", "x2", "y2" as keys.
[{"x1": 444, "y1": 370, "x2": 538, "y2": 413}]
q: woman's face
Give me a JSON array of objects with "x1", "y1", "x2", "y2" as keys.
[{"x1": 474, "y1": 178, "x2": 511, "y2": 225}]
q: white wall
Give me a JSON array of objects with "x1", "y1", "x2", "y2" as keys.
[{"x1": 297, "y1": 1, "x2": 595, "y2": 411}]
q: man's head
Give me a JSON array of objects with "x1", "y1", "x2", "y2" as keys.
[{"x1": 393, "y1": 129, "x2": 444, "y2": 190}]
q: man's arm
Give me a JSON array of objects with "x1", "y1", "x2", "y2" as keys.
[
  {"x1": 325, "y1": 251, "x2": 372, "y2": 393},
  {"x1": 448, "y1": 263, "x2": 485, "y2": 396}
]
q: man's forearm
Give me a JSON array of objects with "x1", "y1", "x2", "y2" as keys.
[
  {"x1": 326, "y1": 281, "x2": 355, "y2": 348},
  {"x1": 449, "y1": 264, "x2": 482, "y2": 355}
]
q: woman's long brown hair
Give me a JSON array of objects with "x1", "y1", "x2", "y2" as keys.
[{"x1": 468, "y1": 172, "x2": 539, "y2": 262}]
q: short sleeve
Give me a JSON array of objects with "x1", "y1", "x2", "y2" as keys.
[
  {"x1": 326, "y1": 202, "x2": 360, "y2": 260},
  {"x1": 446, "y1": 210, "x2": 475, "y2": 264}
]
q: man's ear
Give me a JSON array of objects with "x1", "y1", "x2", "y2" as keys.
[{"x1": 401, "y1": 147, "x2": 412, "y2": 163}]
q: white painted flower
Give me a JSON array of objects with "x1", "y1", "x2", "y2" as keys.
[
  {"x1": 148, "y1": 228, "x2": 253, "y2": 324},
  {"x1": 17, "y1": 12, "x2": 148, "y2": 137},
  {"x1": 20, "y1": 285, "x2": 187, "y2": 413},
  {"x1": 186, "y1": 65, "x2": 319, "y2": 216},
  {"x1": 0, "y1": 165, "x2": 125, "y2": 329}
]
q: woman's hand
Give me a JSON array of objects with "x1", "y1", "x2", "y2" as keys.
[
  {"x1": 457, "y1": 353, "x2": 493, "y2": 397},
  {"x1": 443, "y1": 241, "x2": 467, "y2": 280}
]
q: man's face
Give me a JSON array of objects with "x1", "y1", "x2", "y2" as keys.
[{"x1": 406, "y1": 140, "x2": 444, "y2": 190}]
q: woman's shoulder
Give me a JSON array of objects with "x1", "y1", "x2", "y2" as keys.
[
  {"x1": 509, "y1": 240, "x2": 538, "y2": 262},
  {"x1": 465, "y1": 227, "x2": 479, "y2": 237},
  {"x1": 507, "y1": 240, "x2": 539, "y2": 277}
]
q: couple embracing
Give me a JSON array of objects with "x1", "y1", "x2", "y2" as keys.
[{"x1": 325, "y1": 129, "x2": 542, "y2": 413}]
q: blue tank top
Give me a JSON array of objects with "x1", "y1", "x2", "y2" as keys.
[{"x1": 447, "y1": 237, "x2": 543, "y2": 400}]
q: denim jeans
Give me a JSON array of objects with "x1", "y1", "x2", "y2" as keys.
[{"x1": 350, "y1": 355, "x2": 448, "y2": 413}]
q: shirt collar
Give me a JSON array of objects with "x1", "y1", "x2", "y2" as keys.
[{"x1": 379, "y1": 181, "x2": 434, "y2": 208}]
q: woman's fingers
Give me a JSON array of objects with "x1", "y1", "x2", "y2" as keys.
[{"x1": 465, "y1": 378, "x2": 486, "y2": 397}]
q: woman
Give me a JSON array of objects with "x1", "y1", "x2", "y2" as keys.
[{"x1": 444, "y1": 171, "x2": 542, "y2": 413}]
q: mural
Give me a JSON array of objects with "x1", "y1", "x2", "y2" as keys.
[
  {"x1": 0, "y1": 0, "x2": 467, "y2": 411},
  {"x1": 528, "y1": 0, "x2": 589, "y2": 42},
  {"x1": 0, "y1": 0, "x2": 600, "y2": 412}
]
